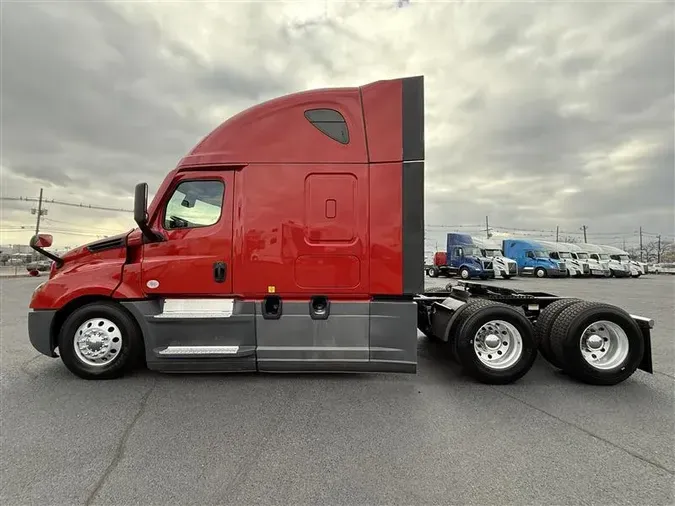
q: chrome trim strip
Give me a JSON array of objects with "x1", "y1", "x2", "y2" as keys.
[{"x1": 158, "y1": 345, "x2": 240, "y2": 355}]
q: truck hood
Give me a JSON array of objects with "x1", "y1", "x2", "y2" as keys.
[{"x1": 60, "y1": 231, "x2": 131, "y2": 263}]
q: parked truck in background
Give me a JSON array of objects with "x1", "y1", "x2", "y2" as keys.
[
  {"x1": 427, "y1": 233, "x2": 495, "y2": 280},
  {"x1": 27, "y1": 75, "x2": 654, "y2": 387},
  {"x1": 563, "y1": 242, "x2": 611, "y2": 278},
  {"x1": 502, "y1": 239, "x2": 568, "y2": 277},
  {"x1": 537, "y1": 240, "x2": 590, "y2": 277},
  {"x1": 584, "y1": 243, "x2": 631, "y2": 277},
  {"x1": 599, "y1": 245, "x2": 645, "y2": 278},
  {"x1": 471, "y1": 236, "x2": 518, "y2": 279}
]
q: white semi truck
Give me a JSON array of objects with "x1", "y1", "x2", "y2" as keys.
[
  {"x1": 599, "y1": 244, "x2": 645, "y2": 278},
  {"x1": 538, "y1": 240, "x2": 590, "y2": 277},
  {"x1": 584, "y1": 243, "x2": 631, "y2": 278},
  {"x1": 562, "y1": 242, "x2": 611, "y2": 277},
  {"x1": 471, "y1": 236, "x2": 519, "y2": 279}
]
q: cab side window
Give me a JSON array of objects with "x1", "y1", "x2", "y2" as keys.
[
  {"x1": 163, "y1": 180, "x2": 224, "y2": 230},
  {"x1": 304, "y1": 108, "x2": 350, "y2": 144},
  {"x1": 526, "y1": 251, "x2": 534, "y2": 259}
]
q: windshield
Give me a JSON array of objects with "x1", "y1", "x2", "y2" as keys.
[
  {"x1": 462, "y1": 246, "x2": 482, "y2": 257},
  {"x1": 484, "y1": 249, "x2": 502, "y2": 257},
  {"x1": 559, "y1": 252, "x2": 572, "y2": 259},
  {"x1": 576, "y1": 252, "x2": 589, "y2": 259},
  {"x1": 599, "y1": 254, "x2": 610, "y2": 260},
  {"x1": 533, "y1": 250, "x2": 548, "y2": 258}
]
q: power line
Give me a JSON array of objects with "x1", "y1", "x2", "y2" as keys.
[{"x1": 1, "y1": 196, "x2": 132, "y2": 213}]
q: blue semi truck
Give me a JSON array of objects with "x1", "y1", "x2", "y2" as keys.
[
  {"x1": 502, "y1": 239, "x2": 568, "y2": 278},
  {"x1": 426, "y1": 233, "x2": 495, "y2": 280}
]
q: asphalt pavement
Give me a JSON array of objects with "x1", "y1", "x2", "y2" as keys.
[{"x1": 1, "y1": 275, "x2": 673, "y2": 506}]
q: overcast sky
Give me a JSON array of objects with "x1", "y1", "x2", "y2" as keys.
[{"x1": 1, "y1": 0, "x2": 673, "y2": 250}]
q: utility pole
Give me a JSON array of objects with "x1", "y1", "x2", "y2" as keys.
[
  {"x1": 623, "y1": 237, "x2": 626, "y2": 250},
  {"x1": 485, "y1": 215, "x2": 490, "y2": 238},
  {"x1": 556, "y1": 226, "x2": 559, "y2": 242},
  {"x1": 581, "y1": 225, "x2": 587, "y2": 243},
  {"x1": 639, "y1": 226, "x2": 643, "y2": 262},
  {"x1": 657, "y1": 234, "x2": 661, "y2": 263},
  {"x1": 31, "y1": 188, "x2": 47, "y2": 235}
]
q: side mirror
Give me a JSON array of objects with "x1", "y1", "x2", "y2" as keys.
[
  {"x1": 133, "y1": 182, "x2": 164, "y2": 243},
  {"x1": 31, "y1": 234, "x2": 53, "y2": 248},
  {"x1": 134, "y1": 182, "x2": 149, "y2": 226}
]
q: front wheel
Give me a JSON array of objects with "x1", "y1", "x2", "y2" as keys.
[
  {"x1": 459, "y1": 267, "x2": 471, "y2": 280},
  {"x1": 501, "y1": 274, "x2": 512, "y2": 279},
  {"x1": 58, "y1": 301, "x2": 144, "y2": 380},
  {"x1": 452, "y1": 301, "x2": 537, "y2": 384},
  {"x1": 534, "y1": 267, "x2": 547, "y2": 278}
]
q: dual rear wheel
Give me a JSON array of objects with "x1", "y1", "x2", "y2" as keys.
[{"x1": 534, "y1": 299, "x2": 645, "y2": 385}]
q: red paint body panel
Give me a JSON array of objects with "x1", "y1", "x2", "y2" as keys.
[
  {"x1": 142, "y1": 171, "x2": 235, "y2": 296},
  {"x1": 360, "y1": 79, "x2": 403, "y2": 163},
  {"x1": 369, "y1": 162, "x2": 403, "y2": 294},
  {"x1": 30, "y1": 248, "x2": 126, "y2": 309},
  {"x1": 231, "y1": 163, "x2": 369, "y2": 298},
  {"x1": 29, "y1": 76, "x2": 425, "y2": 310},
  {"x1": 434, "y1": 252, "x2": 447, "y2": 266},
  {"x1": 178, "y1": 89, "x2": 368, "y2": 167}
]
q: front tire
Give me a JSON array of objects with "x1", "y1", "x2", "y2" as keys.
[
  {"x1": 549, "y1": 301, "x2": 644, "y2": 385},
  {"x1": 459, "y1": 267, "x2": 470, "y2": 280},
  {"x1": 452, "y1": 301, "x2": 537, "y2": 384},
  {"x1": 58, "y1": 301, "x2": 143, "y2": 380},
  {"x1": 501, "y1": 274, "x2": 512, "y2": 279},
  {"x1": 534, "y1": 267, "x2": 547, "y2": 278}
]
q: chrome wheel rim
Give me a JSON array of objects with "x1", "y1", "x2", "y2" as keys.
[
  {"x1": 579, "y1": 320, "x2": 629, "y2": 370},
  {"x1": 536, "y1": 269, "x2": 545, "y2": 278},
  {"x1": 461, "y1": 269, "x2": 469, "y2": 279},
  {"x1": 473, "y1": 320, "x2": 523, "y2": 370},
  {"x1": 74, "y1": 317, "x2": 123, "y2": 367}
]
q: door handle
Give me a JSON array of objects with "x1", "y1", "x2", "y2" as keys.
[{"x1": 213, "y1": 261, "x2": 227, "y2": 283}]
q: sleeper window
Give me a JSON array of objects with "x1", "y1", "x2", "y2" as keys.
[{"x1": 164, "y1": 180, "x2": 224, "y2": 230}]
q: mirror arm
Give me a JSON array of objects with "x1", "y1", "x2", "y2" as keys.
[{"x1": 29, "y1": 235, "x2": 64, "y2": 268}]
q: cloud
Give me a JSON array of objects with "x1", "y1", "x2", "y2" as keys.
[{"x1": 1, "y1": 0, "x2": 673, "y2": 251}]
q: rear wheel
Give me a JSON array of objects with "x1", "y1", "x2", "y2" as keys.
[
  {"x1": 534, "y1": 298, "x2": 583, "y2": 369},
  {"x1": 58, "y1": 301, "x2": 143, "y2": 380},
  {"x1": 549, "y1": 301, "x2": 644, "y2": 385},
  {"x1": 452, "y1": 301, "x2": 537, "y2": 384},
  {"x1": 427, "y1": 267, "x2": 438, "y2": 278}
]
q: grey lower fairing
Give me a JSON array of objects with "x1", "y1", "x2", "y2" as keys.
[{"x1": 120, "y1": 299, "x2": 418, "y2": 374}]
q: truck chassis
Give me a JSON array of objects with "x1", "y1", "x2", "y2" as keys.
[{"x1": 416, "y1": 281, "x2": 653, "y2": 385}]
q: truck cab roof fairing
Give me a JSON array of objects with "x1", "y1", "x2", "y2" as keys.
[{"x1": 177, "y1": 86, "x2": 369, "y2": 167}]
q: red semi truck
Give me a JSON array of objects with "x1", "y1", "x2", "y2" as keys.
[{"x1": 28, "y1": 75, "x2": 654, "y2": 386}]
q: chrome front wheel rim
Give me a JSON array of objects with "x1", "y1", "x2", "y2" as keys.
[
  {"x1": 74, "y1": 317, "x2": 123, "y2": 367},
  {"x1": 473, "y1": 320, "x2": 523, "y2": 370},
  {"x1": 579, "y1": 320, "x2": 629, "y2": 370}
]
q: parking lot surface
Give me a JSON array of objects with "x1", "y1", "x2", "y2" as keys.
[{"x1": 1, "y1": 275, "x2": 674, "y2": 505}]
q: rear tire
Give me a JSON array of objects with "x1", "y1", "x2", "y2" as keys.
[
  {"x1": 58, "y1": 301, "x2": 143, "y2": 380},
  {"x1": 452, "y1": 300, "x2": 537, "y2": 384},
  {"x1": 549, "y1": 301, "x2": 644, "y2": 385},
  {"x1": 534, "y1": 298, "x2": 583, "y2": 369},
  {"x1": 427, "y1": 267, "x2": 438, "y2": 278}
]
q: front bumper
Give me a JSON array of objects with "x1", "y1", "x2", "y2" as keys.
[
  {"x1": 28, "y1": 310, "x2": 57, "y2": 357},
  {"x1": 547, "y1": 268, "x2": 568, "y2": 277},
  {"x1": 612, "y1": 269, "x2": 631, "y2": 278}
]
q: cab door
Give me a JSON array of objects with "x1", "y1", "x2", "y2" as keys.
[{"x1": 141, "y1": 171, "x2": 234, "y2": 296}]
